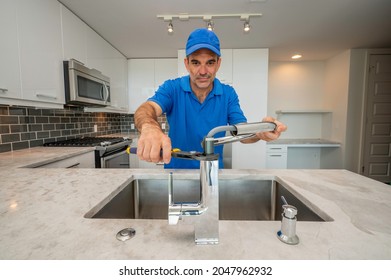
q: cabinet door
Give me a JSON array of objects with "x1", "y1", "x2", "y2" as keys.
[
  {"x1": 104, "y1": 57, "x2": 129, "y2": 111},
  {"x1": 218, "y1": 49, "x2": 233, "y2": 84},
  {"x1": 154, "y1": 59, "x2": 178, "y2": 89},
  {"x1": 61, "y1": 4, "x2": 87, "y2": 63},
  {"x1": 0, "y1": 0, "x2": 22, "y2": 100},
  {"x1": 85, "y1": 26, "x2": 114, "y2": 71},
  {"x1": 266, "y1": 145, "x2": 288, "y2": 168},
  {"x1": 231, "y1": 49, "x2": 269, "y2": 169},
  {"x1": 128, "y1": 59, "x2": 155, "y2": 113},
  {"x1": 18, "y1": 0, "x2": 64, "y2": 105},
  {"x1": 266, "y1": 153, "x2": 288, "y2": 169}
]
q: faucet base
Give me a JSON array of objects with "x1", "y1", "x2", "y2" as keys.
[
  {"x1": 277, "y1": 230, "x2": 299, "y2": 245},
  {"x1": 195, "y1": 237, "x2": 219, "y2": 245}
]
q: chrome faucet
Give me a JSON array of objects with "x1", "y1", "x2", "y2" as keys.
[
  {"x1": 168, "y1": 121, "x2": 277, "y2": 245},
  {"x1": 168, "y1": 159, "x2": 219, "y2": 245}
]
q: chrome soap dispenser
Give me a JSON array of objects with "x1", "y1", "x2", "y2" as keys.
[{"x1": 277, "y1": 202, "x2": 300, "y2": 245}]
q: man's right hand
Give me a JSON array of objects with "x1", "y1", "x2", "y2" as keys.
[
  {"x1": 137, "y1": 124, "x2": 172, "y2": 164},
  {"x1": 134, "y1": 101, "x2": 172, "y2": 164}
]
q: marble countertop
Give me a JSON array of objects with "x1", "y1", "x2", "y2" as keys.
[
  {"x1": 267, "y1": 138, "x2": 341, "y2": 147},
  {"x1": 1, "y1": 145, "x2": 390, "y2": 260}
]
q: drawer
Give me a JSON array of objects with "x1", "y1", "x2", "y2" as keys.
[
  {"x1": 266, "y1": 145, "x2": 287, "y2": 153},
  {"x1": 266, "y1": 153, "x2": 288, "y2": 169}
]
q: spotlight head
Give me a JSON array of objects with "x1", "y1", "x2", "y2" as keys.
[
  {"x1": 243, "y1": 21, "x2": 250, "y2": 33},
  {"x1": 167, "y1": 21, "x2": 174, "y2": 34}
]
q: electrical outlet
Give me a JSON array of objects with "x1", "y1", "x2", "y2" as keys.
[
  {"x1": 93, "y1": 124, "x2": 98, "y2": 132},
  {"x1": 161, "y1": 123, "x2": 166, "y2": 129},
  {"x1": 131, "y1": 123, "x2": 135, "y2": 130}
]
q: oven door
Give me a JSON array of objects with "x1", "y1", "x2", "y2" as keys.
[{"x1": 98, "y1": 149, "x2": 130, "y2": 168}]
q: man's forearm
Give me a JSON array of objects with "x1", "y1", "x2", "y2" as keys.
[{"x1": 134, "y1": 102, "x2": 161, "y2": 133}]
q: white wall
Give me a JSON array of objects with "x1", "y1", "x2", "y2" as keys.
[
  {"x1": 322, "y1": 51, "x2": 351, "y2": 168},
  {"x1": 267, "y1": 50, "x2": 374, "y2": 172},
  {"x1": 344, "y1": 49, "x2": 367, "y2": 172},
  {"x1": 268, "y1": 61, "x2": 326, "y2": 139}
]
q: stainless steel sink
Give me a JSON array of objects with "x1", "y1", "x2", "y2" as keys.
[{"x1": 85, "y1": 178, "x2": 332, "y2": 222}]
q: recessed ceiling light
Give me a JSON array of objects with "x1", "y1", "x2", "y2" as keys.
[{"x1": 292, "y1": 54, "x2": 302, "y2": 59}]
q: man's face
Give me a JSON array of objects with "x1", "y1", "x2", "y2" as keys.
[{"x1": 185, "y1": 49, "x2": 221, "y2": 92}]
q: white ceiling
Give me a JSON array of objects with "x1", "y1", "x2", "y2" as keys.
[{"x1": 59, "y1": 0, "x2": 391, "y2": 61}]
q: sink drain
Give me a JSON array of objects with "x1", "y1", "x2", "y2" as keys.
[{"x1": 116, "y1": 228, "x2": 136, "y2": 241}]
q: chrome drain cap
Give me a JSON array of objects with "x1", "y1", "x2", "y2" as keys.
[{"x1": 116, "y1": 228, "x2": 136, "y2": 241}]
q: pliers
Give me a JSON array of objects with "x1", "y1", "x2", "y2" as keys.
[{"x1": 126, "y1": 147, "x2": 218, "y2": 161}]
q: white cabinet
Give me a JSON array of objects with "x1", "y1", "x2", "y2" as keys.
[
  {"x1": 18, "y1": 0, "x2": 64, "y2": 106},
  {"x1": 177, "y1": 49, "x2": 233, "y2": 84},
  {"x1": 0, "y1": 0, "x2": 21, "y2": 100},
  {"x1": 104, "y1": 57, "x2": 129, "y2": 112},
  {"x1": 266, "y1": 145, "x2": 288, "y2": 168},
  {"x1": 61, "y1": 5, "x2": 87, "y2": 63},
  {"x1": 0, "y1": 0, "x2": 64, "y2": 108},
  {"x1": 85, "y1": 29, "x2": 128, "y2": 112},
  {"x1": 128, "y1": 58, "x2": 177, "y2": 113},
  {"x1": 34, "y1": 151, "x2": 95, "y2": 168},
  {"x1": 61, "y1": 5, "x2": 128, "y2": 113},
  {"x1": 1, "y1": 1, "x2": 127, "y2": 110},
  {"x1": 231, "y1": 49, "x2": 269, "y2": 169}
]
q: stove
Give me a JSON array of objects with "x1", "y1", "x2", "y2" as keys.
[{"x1": 43, "y1": 137, "x2": 132, "y2": 168}]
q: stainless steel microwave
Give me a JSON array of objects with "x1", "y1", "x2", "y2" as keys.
[{"x1": 63, "y1": 59, "x2": 111, "y2": 107}]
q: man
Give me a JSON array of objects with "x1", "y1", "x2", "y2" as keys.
[{"x1": 134, "y1": 28, "x2": 287, "y2": 168}]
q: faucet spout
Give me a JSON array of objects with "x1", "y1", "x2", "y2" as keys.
[
  {"x1": 195, "y1": 159, "x2": 219, "y2": 245},
  {"x1": 167, "y1": 160, "x2": 219, "y2": 245}
]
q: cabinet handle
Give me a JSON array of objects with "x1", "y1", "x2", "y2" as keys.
[
  {"x1": 36, "y1": 93, "x2": 57, "y2": 100},
  {"x1": 269, "y1": 155, "x2": 282, "y2": 157},
  {"x1": 66, "y1": 162, "x2": 80, "y2": 168},
  {"x1": 0, "y1": 88, "x2": 8, "y2": 93}
]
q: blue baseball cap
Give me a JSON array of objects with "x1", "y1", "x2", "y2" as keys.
[{"x1": 185, "y1": 28, "x2": 221, "y2": 56}]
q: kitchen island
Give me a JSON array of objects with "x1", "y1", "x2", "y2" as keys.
[{"x1": 0, "y1": 146, "x2": 390, "y2": 260}]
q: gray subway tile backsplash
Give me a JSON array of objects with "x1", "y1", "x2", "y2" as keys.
[{"x1": 0, "y1": 105, "x2": 138, "y2": 153}]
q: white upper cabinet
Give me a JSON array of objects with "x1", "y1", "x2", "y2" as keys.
[
  {"x1": 128, "y1": 58, "x2": 177, "y2": 113},
  {"x1": 154, "y1": 59, "x2": 178, "y2": 88},
  {"x1": 0, "y1": 0, "x2": 21, "y2": 100},
  {"x1": 0, "y1": 0, "x2": 64, "y2": 108},
  {"x1": 18, "y1": 0, "x2": 64, "y2": 106},
  {"x1": 61, "y1": 5, "x2": 87, "y2": 63},
  {"x1": 0, "y1": 1, "x2": 127, "y2": 110},
  {"x1": 62, "y1": 7, "x2": 129, "y2": 113}
]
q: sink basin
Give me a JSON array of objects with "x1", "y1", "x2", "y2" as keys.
[{"x1": 85, "y1": 178, "x2": 332, "y2": 222}]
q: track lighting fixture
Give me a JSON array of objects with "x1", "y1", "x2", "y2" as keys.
[{"x1": 157, "y1": 13, "x2": 261, "y2": 34}]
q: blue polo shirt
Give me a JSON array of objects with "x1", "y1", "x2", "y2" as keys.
[{"x1": 148, "y1": 76, "x2": 247, "y2": 169}]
